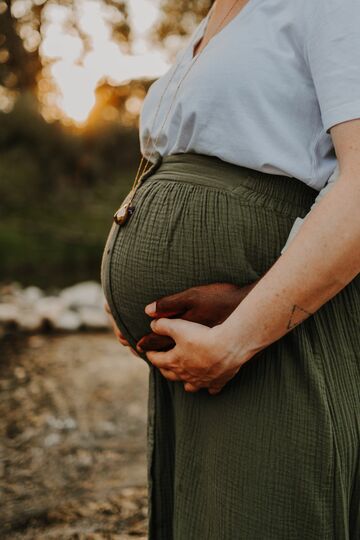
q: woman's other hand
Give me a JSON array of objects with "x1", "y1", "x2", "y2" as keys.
[
  {"x1": 104, "y1": 303, "x2": 139, "y2": 357},
  {"x1": 145, "y1": 318, "x2": 251, "y2": 395},
  {"x1": 137, "y1": 281, "x2": 259, "y2": 353}
]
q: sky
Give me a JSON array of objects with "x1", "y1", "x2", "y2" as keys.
[{"x1": 39, "y1": 0, "x2": 175, "y2": 124}]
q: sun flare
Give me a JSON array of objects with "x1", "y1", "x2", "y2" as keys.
[{"x1": 39, "y1": 0, "x2": 171, "y2": 125}]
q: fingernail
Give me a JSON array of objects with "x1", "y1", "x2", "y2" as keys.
[
  {"x1": 150, "y1": 320, "x2": 156, "y2": 330},
  {"x1": 145, "y1": 301, "x2": 156, "y2": 316}
]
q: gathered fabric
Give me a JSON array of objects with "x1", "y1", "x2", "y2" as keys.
[{"x1": 101, "y1": 152, "x2": 360, "y2": 540}]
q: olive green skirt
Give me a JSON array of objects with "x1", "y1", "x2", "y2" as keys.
[{"x1": 101, "y1": 153, "x2": 359, "y2": 540}]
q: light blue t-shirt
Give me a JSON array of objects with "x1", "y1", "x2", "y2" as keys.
[{"x1": 140, "y1": 0, "x2": 360, "y2": 191}]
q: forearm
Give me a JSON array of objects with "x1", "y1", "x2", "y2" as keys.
[
  {"x1": 281, "y1": 165, "x2": 340, "y2": 254},
  {"x1": 219, "y1": 172, "x2": 360, "y2": 361}
]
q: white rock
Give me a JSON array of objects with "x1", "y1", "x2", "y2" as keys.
[
  {"x1": 98, "y1": 420, "x2": 116, "y2": 435},
  {"x1": 0, "y1": 304, "x2": 19, "y2": 324},
  {"x1": 63, "y1": 417, "x2": 77, "y2": 430},
  {"x1": 78, "y1": 306, "x2": 109, "y2": 329},
  {"x1": 0, "y1": 282, "x2": 22, "y2": 302},
  {"x1": 60, "y1": 281, "x2": 105, "y2": 309},
  {"x1": 44, "y1": 433, "x2": 61, "y2": 447},
  {"x1": 0, "y1": 281, "x2": 109, "y2": 335},
  {"x1": 22, "y1": 286, "x2": 44, "y2": 304},
  {"x1": 52, "y1": 310, "x2": 81, "y2": 332},
  {"x1": 17, "y1": 310, "x2": 43, "y2": 333},
  {"x1": 46, "y1": 415, "x2": 64, "y2": 430},
  {"x1": 46, "y1": 415, "x2": 78, "y2": 431},
  {"x1": 36, "y1": 296, "x2": 67, "y2": 324},
  {"x1": 77, "y1": 450, "x2": 93, "y2": 468}
]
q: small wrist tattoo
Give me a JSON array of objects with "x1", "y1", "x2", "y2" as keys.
[{"x1": 287, "y1": 304, "x2": 313, "y2": 330}]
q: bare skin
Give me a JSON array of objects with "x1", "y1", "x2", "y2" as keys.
[
  {"x1": 137, "y1": 281, "x2": 259, "y2": 352},
  {"x1": 104, "y1": 280, "x2": 260, "y2": 360},
  {"x1": 193, "y1": 0, "x2": 251, "y2": 59}
]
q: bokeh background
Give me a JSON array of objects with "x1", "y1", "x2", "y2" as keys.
[
  {"x1": 0, "y1": 0, "x2": 212, "y2": 287},
  {"x1": 0, "y1": 1, "x2": 212, "y2": 538}
]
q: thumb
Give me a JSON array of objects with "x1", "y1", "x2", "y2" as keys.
[{"x1": 150, "y1": 317, "x2": 196, "y2": 339}]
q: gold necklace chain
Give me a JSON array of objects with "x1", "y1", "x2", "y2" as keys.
[{"x1": 114, "y1": 0, "x2": 242, "y2": 225}]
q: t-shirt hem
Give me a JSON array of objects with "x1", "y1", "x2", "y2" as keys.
[{"x1": 323, "y1": 101, "x2": 360, "y2": 134}]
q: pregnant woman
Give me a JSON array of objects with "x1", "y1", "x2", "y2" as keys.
[{"x1": 101, "y1": 0, "x2": 360, "y2": 538}]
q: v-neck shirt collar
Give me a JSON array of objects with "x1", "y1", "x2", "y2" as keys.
[{"x1": 189, "y1": 0, "x2": 262, "y2": 62}]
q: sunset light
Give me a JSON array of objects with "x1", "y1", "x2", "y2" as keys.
[{"x1": 38, "y1": 0, "x2": 171, "y2": 125}]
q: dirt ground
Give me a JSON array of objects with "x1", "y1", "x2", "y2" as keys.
[{"x1": 0, "y1": 333, "x2": 149, "y2": 539}]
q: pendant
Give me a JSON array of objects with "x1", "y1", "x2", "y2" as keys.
[
  {"x1": 113, "y1": 202, "x2": 134, "y2": 226},
  {"x1": 113, "y1": 191, "x2": 135, "y2": 226},
  {"x1": 112, "y1": 153, "x2": 163, "y2": 226}
]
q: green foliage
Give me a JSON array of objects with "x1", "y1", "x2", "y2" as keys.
[
  {"x1": 0, "y1": 0, "x2": 40, "y2": 91},
  {"x1": 0, "y1": 0, "x2": 130, "y2": 92},
  {"x1": 0, "y1": 0, "x2": 211, "y2": 288},
  {"x1": 0, "y1": 93, "x2": 140, "y2": 287}
]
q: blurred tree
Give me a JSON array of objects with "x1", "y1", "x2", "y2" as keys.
[
  {"x1": 0, "y1": 0, "x2": 219, "y2": 286},
  {"x1": 0, "y1": 1, "x2": 40, "y2": 94},
  {"x1": 86, "y1": 79, "x2": 153, "y2": 129},
  {"x1": 155, "y1": 0, "x2": 214, "y2": 40},
  {"x1": 0, "y1": 0, "x2": 211, "y2": 121},
  {"x1": 0, "y1": 1, "x2": 130, "y2": 105},
  {"x1": 104, "y1": 0, "x2": 130, "y2": 46},
  {"x1": 0, "y1": 92, "x2": 140, "y2": 287}
]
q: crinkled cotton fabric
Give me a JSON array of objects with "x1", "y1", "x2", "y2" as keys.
[{"x1": 101, "y1": 153, "x2": 360, "y2": 539}]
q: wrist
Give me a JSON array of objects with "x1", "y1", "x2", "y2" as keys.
[
  {"x1": 210, "y1": 277, "x2": 265, "y2": 365},
  {"x1": 210, "y1": 321, "x2": 253, "y2": 368}
]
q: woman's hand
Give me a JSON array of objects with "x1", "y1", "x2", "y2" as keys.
[
  {"x1": 145, "y1": 318, "x2": 250, "y2": 395},
  {"x1": 104, "y1": 303, "x2": 139, "y2": 358},
  {"x1": 137, "y1": 281, "x2": 259, "y2": 353}
]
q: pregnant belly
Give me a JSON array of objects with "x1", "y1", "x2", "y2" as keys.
[{"x1": 100, "y1": 176, "x2": 286, "y2": 351}]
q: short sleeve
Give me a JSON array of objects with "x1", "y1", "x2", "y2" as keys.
[{"x1": 305, "y1": 0, "x2": 360, "y2": 133}]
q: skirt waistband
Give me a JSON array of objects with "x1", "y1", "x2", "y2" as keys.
[{"x1": 140, "y1": 152, "x2": 318, "y2": 211}]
